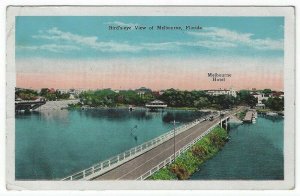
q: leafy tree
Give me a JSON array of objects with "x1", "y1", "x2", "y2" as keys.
[
  {"x1": 15, "y1": 89, "x2": 38, "y2": 100},
  {"x1": 265, "y1": 97, "x2": 284, "y2": 111},
  {"x1": 262, "y1": 89, "x2": 272, "y2": 95},
  {"x1": 40, "y1": 88, "x2": 50, "y2": 96},
  {"x1": 193, "y1": 97, "x2": 210, "y2": 109}
]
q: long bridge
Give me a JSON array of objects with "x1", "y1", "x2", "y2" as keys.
[{"x1": 62, "y1": 106, "x2": 245, "y2": 181}]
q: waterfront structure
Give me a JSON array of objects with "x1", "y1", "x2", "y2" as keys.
[
  {"x1": 256, "y1": 103, "x2": 266, "y2": 109},
  {"x1": 145, "y1": 100, "x2": 167, "y2": 109},
  {"x1": 205, "y1": 88, "x2": 237, "y2": 98},
  {"x1": 15, "y1": 98, "x2": 46, "y2": 112},
  {"x1": 243, "y1": 110, "x2": 257, "y2": 123}
]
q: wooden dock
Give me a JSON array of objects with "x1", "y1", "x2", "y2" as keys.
[{"x1": 243, "y1": 110, "x2": 255, "y2": 123}]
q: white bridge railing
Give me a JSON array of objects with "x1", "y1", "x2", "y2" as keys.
[
  {"x1": 136, "y1": 121, "x2": 220, "y2": 180},
  {"x1": 61, "y1": 114, "x2": 215, "y2": 181}
]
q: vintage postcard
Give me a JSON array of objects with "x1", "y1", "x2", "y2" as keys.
[{"x1": 6, "y1": 6, "x2": 295, "y2": 190}]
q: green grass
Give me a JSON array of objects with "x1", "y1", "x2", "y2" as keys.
[
  {"x1": 256, "y1": 108, "x2": 271, "y2": 113},
  {"x1": 237, "y1": 110, "x2": 247, "y2": 120},
  {"x1": 147, "y1": 126, "x2": 228, "y2": 180},
  {"x1": 147, "y1": 168, "x2": 177, "y2": 180}
]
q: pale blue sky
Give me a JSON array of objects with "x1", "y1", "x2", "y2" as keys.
[
  {"x1": 16, "y1": 16, "x2": 284, "y2": 90},
  {"x1": 16, "y1": 16, "x2": 284, "y2": 59}
]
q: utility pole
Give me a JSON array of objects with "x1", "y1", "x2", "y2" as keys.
[
  {"x1": 220, "y1": 110, "x2": 222, "y2": 128},
  {"x1": 172, "y1": 119, "x2": 180, "y2": 162},
  {"x1": 173, "y1": 119, "x2": 176, "y2": 161}
]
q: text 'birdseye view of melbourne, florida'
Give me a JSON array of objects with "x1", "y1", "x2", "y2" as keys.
[{"x1": 15, "y1": 16, "x2": 284, "y2": 181}]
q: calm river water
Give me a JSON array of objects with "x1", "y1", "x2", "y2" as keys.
[
  {"x1": 16, "y1": 108, "x2": 207, "y2": 180},
  {"x1": 190, "y1": 115, "x2": 284, "y2": 180}
]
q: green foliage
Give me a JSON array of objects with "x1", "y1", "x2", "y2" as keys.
[
  {"x1": 256, "y1": 108, "x2": 271, "y2": 113},
  {"x1": 79, "y1": 89, "x2": 155, "y2": 107},
  {"x1": 148, "y1": 126, "x2": 228, "y2": 180},
  {"x1": 236, "y1": 90, "x2": 257, "y2": 107},
  {"x1": 147, "y1": 168, "x2": 177, "y2": 180},
  {"x1": 15, "y1": 89, "x2": 38, "y2": 100},
  {"x1": 160, "y1": 89, "x2": 236, "y2": 109},
  {"x1": 209, "y1": 132, "x2": 226, "y2": 148},
  {"x1": 261, "y1": 89, "x2": 272, "y2": 95},
  {"x1": 68, "y1": 102, "x2": 83, "y2": 109},
  {"x1": 55, "y1": 91, "x2": 70, "y2": 100},
  {"x1": 237, "y1": 111, "x2": 247, "y2": 120},
  {"x1": 170, "y1": 163, "x2": 190, "y2": 180},
  {"x1": 40, "y1": 88, "x2": 49, "y2": 97},
  {"x1": 45, "y1": 93, "x2": 57, "y2": 101},
  {"x1": 264, "y1": 97, "x2": 284, "y2": 111},
  {"x1": 39, "y1": 88, "x2": 70, "y2": 101}
]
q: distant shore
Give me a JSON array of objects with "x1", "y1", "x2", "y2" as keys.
[
  {"x1": 37, "y1": 99, "x2": 80, "y2": 111},
  {"x1": 68, "y1": 104, "x2": 217, "y2": 112}
]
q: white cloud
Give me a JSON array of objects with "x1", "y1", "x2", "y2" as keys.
[
  {"x1": 141, "y1": 42, "x2": 180, "y2": 51},
  {"x1": 18, "y1": 44, "x2": 80, "y2": 53},
  {"x1": 32, "y1": 27, "x2": 145, "y2": 52},
  {"x1": 140, "y1": 40, "x2": 237, "y2": 51},
  {"x1": 30, "y1": 27, "x2": 181, "y2": 52},
  {"x1": 187, "y1": 27, "x2": 283, "y2": 51},
  {"x1": 20, "y1": 26, "x2": 283, "y2": 54},
  {"x1": 184, "y1": 40, "x2": 237, "y2": 49}
]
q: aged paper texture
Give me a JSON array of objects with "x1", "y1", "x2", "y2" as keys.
[{"x1": 6, "y1": 6, "x2": 295, "y2": 190}]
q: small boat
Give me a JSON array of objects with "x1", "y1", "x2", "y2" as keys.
[
  {"x1": 266, "y1": 112, "x2": 278, "y2": 116},
  {"x1": 254, "y1": 112, "x2": 258, "y2": 118}
]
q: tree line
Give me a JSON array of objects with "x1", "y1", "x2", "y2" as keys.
[
  {"x1": 15, "y1": 88, "x2": 70, "y2": 101},
  {"x1": 79, "y1": 88, "x2": 259, "y2": 110},
  {"x1": 15, "y1": 88, "x2": 284, "y2": 111}
]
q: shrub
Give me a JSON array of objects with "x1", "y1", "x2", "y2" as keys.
[
  {"x1": 170, "y1": 164, "x2": 189, "y2": 180},
  {"x1": 147, "y1": 168, "x2": 176, "y2": 180}
]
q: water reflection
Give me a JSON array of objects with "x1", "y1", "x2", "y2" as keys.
[
  {"x1": 74, "y1": 108, "x2": 208, "y2": 124},
  {"x1": 162, "y1": 111, "x2": 208, "y2": 123},
  {"x1": 79, "y1": 108, "x2": 154, "y2": 121},
  {"x1": 260, "y1": 114, "x2": 284, "y2": 122},
  {"x1": 16, "y1": 110, "x2": 70, "y2": 125}
]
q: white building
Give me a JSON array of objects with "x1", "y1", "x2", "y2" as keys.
[
  {"x1": 57, "y1": 89, "x2": 69, "y2": 94},
  {"x1": 136, "y1": 87, "x2": 152, "y2": 97},
  {"x1": 145, "y1": 100, "x2": 168, "y2": 109},
  {"x1": 206, "y1": 88, "x2": 237, "y2": 98},
  {"x1": 251, "y1": 92, "x2": 269, "y2": 104},
  {"x1": 69, "y1": 88, "x2": 85, "y2": 95}
]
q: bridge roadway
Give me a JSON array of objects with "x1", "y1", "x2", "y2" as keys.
[{"x1": 94, "y1": 107, "x2": 243, "y2": 180}]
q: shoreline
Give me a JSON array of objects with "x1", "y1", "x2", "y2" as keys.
[
  {"x1": 35, "y1": 99, "x2": 80, "y2": 111},
  {"x1": 68, "y1": 104, "x2": 200, "y2": 111}
]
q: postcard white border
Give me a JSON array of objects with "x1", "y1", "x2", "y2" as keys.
[{"x1": 6, "y1": 6, "x2": 295, "y2": 190}]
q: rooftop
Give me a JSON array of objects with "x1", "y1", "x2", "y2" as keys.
[{"x1": 149, "y1": 100, "x2": 165, "y2": 104}]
